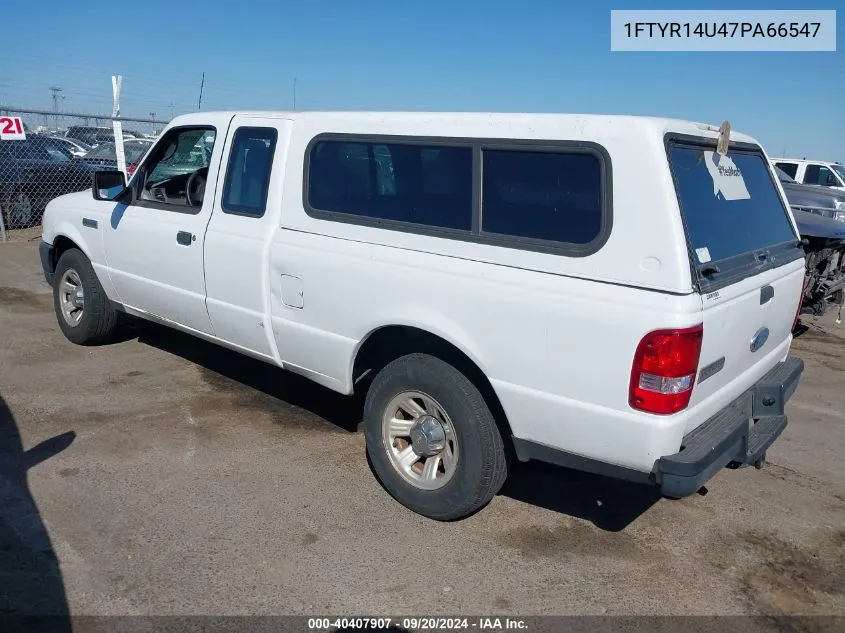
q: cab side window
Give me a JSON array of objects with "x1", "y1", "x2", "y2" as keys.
[
  {"x1": 774, "y1": 162, "x2": 798, "y2": 179},
  {"x1": 139, "y1": 127, "x2": 216, "y2": 210},
  {"x1": 222, "y1": 127, "x2": 277, "y2": 217},
  {"x1": 818, "y1": 167, "x2": 841, "y2": 187}
]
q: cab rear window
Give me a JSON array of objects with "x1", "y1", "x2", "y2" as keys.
[{"x1": 668, "y1": 144, "x2": 796, "y2": 265}]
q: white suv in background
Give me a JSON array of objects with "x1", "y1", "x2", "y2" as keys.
[{"x1": 771, "y1": 158, "x2": 845, "y2": 192}]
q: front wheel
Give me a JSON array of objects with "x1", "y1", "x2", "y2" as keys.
[
  {"x1": 53, "y1": 248, "x2": 117, "y2": 345},
  {"x1": 363, "y1": 353, "x2": 509, "y2": 521}
]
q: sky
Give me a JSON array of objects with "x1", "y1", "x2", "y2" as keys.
[{"x1": 1, "y1": 0, "x2": 842, "y2": 161}]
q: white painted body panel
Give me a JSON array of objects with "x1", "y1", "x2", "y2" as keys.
[
  {"x1": 42, "y1": 191, "x2": 118, "y2": 300},
  {"x1": 204, "y1": 115, "x2": 293, "y2": 361},
  {"x1": 41, "y1": 111, "x2": 803, "y2": 474},
  {"x1": 103, "y1": 203, "x2": 215, "y2": 333}
]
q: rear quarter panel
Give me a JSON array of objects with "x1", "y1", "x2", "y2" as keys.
[{"x1": 269, "y1": 227, "x2": 704, "y2": 471}]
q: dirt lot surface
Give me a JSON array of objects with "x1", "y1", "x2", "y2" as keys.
[{"x1": 1, "y1": 240, "x2": 844, "y2": 620}]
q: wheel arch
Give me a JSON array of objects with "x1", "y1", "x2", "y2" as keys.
[
  {"x1": 47, "y1": 228, "x2": 117, "y2": 302},
  {"x1": 52, "y1": 234, "x2": 86, "y2": 266},
  {"x1": 47, "y1": 224, "x2": 91, "y2": 263},
  {"x1": 351, "y1": 324, "x2": 515, "y2": 444}
]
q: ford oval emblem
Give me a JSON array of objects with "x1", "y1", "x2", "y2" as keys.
[{"x1": 750, "y1": 327, "x2": 770, "y2": 353}]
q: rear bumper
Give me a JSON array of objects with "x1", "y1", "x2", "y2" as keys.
[
  {"x1": 39, "y1": 240, "x2": 55, "y2": 286},
  {"x1": 656, "y1": 356, "x2": 804, "y2": 498}
]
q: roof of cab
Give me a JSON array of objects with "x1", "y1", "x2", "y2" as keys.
[
  {"x1": 773, "y1": 157, "x2": 841, "y2": 165},
  {"x1": 168, "y1": 111, "x2": 762, "y2": 147}
]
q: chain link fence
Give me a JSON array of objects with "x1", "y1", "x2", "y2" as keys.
[{"x1": 0, "y1": 107, "x2": 169, "y2": 239}]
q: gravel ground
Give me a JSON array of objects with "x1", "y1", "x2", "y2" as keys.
[{"x1": 0, "y1": 240, "x2": 843, "y2": 623}]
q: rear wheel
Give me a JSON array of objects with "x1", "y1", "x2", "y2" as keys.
[
  {"x1": 363, "y1": 353, "x2": 508, "y2": 520},
  {"x1": 53, "y1": 248, "x2": 117, "y2": 345},
  {"x1": 3, "y1": 191, "x2": 35, "y2": 228}
]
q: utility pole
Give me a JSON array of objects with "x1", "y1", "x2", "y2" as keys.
[
  {"x1": 49, "y1": 86, "x2": 62, "y2": 129},
  {"x1": 59, "y1": 95, "x2": 67, "y2": 130},
  {"x1": 197, "y1": 72, "x2": 205, "y2": 111}
]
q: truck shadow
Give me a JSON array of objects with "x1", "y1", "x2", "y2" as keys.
[
  {"x1": 501, "y1": 461, "x2": 660, "y2": 531},
  {"x1": 135, "y1": 321, "x2": 658, "y2": 531},
  {"x1": 134, "y1": 321, "x2": 363, "y2": 433},
  {"x1": 0, "y1": 392, "x2": 74, "y2": 631}
]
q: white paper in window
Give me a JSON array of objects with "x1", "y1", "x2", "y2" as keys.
[{"x1": 703, "y1": 151, "x2": 750, "y2": 201}]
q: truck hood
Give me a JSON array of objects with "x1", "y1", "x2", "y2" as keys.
[
  {"x1": 793, "y1": 208, "x2": 845, "y2": 240},
  {"x1": 51, "y1": 189, "x2": 94, "y2": 206},
  {"x1": 781, "y1": 181, "x2": 845, "y2": 210}
]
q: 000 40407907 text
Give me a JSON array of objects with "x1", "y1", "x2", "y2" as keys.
[{"x1": 307, "y1": 616, "x2": 529, "y2": 630}]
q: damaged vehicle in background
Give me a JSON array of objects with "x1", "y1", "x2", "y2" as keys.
[{"x1": 774, "y1": 166, "x2": 845, "y2": 317}]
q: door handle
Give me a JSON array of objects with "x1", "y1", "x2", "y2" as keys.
[{"x1": 176, "y1": 231, "x2": 194, "y2": 246}]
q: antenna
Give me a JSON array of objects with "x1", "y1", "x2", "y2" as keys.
[{"x1": 197, "y1": 72, "x2": 205, "y2": 111}]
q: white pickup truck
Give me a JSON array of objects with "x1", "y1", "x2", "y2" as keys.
[{"x1": 40, "y1": 111, "x2": 805, "y2": 520}]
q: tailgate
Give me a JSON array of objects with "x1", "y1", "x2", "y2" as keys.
[
  {"x1": 666, "y1": 137, "x2": 805, "y2": 411},
  {"x1": 693, "y1": 261, "x2": 804, "y2": 406}
]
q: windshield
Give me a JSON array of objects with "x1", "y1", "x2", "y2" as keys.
[
  {"x1": 68, "y1": 138, "x2": 92, "y2": 151},
  {"x1": 86, "y1": 141, "x2": 152, "y2": 162},
  {"x1": 831, "y1": 164, "x2": 845, "y2": 182},
  {"x1": 16, "y1": 139, "x2": 71, "y2": 162},
  {"x1": 44, "y1": 144, "x2": 71, "y2": 162},
  {"x1": 775, "y1": 166, "x2": 796, "y2": 183},
  {"x1": 126, "y1": 141, "x2": 153, "y2": 162},
  {"x1": 86, "y1": 143, "x2": 117, "y2": 159},
  {"x1": 669, "y1": 144, "x2": 797, "y2": 264}
]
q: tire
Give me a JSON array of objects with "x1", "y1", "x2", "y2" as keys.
[
  {"x1": 2, "y1": 191, "x2": 35, "y2": 228},
  {"x1": 53, "y1": 248, "x2": 118, "y2": 345},
  {"x1": 363, "y1": 353, "x2": 508, "y2": 521}
]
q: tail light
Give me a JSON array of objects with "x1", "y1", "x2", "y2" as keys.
[
  {"x1": 127, "y1": 163, "x2": 137, "y2": 176},
  {"x1": 629, "y1": 325, "x2": 703, "y2": 415}
]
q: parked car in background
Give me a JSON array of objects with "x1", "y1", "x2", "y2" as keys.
[
  {"x1": 64, "y1": 126, "x2": 135, "y2": 148},
  {"x1": 65, "y1": 126, "x2": 113, "y2": 147},
  {"x1": 774, "y1": 166, "x2": 845, "y2": 222},
  {"x1": 78, "y1": 138, "x2": 153, "y2": 175},
  {"x1": 773, "y1": 167, "x2": 845, "y2": 316},
  {"x1": 0, "y1": 137, "x2": 96, "y2": 227},
  {"x1": 47, "y1": 135, "x2": 92, "y2": 158},
  {"x1": 772, "y1": 158, "x2": 845, "y2": 192}
]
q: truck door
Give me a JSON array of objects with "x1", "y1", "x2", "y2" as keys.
[
  {"x1": 203, "y1": 116, "x2": 292, "y2": 359},
  {"x1": 102, "y1": 125, "x2": 223, "y2": 334}
]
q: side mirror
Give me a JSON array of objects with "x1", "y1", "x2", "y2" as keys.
[{"x1": 93, "y1": 170, "x2": 127, "y2": 201}]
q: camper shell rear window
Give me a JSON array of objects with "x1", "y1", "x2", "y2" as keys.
[{"x1": 665, "y1": 134, "x2": 802, "y2": 291}]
